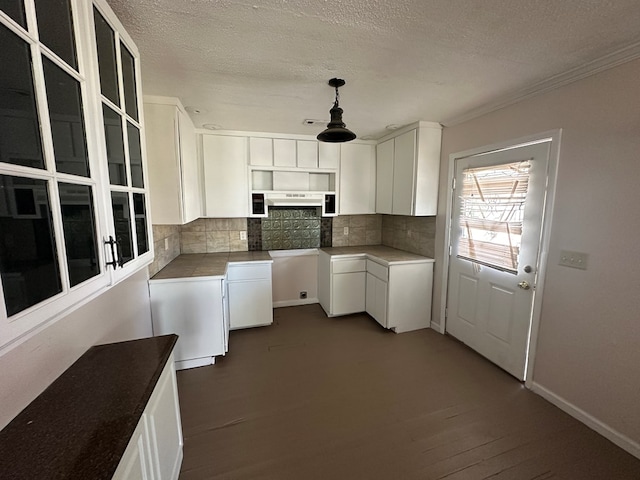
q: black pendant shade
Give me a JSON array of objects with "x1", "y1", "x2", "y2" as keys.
[{"x1": 317, "y1": 78, "x2": 356, "y2": 143}]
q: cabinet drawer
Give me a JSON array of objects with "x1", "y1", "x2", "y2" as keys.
[
  {"x1": 227, "y1": 263, "x2": 272, "y2": 281},
  {"x1": 366, "y1": 260, "x2": 388, "y2": 281},
  {"x1": 332, "y1": 258, "x2": 366, "y2": 274}
]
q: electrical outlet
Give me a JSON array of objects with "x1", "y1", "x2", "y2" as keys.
[
  {"x1": 240, "y1": 231, "x2": 247, "y2": 240},
  {"x1": 344, "y1": 226, "x2": 349, "y2": 235},
  {"x1": 164, "y1": 238, "x2": 169, "y2": 250},
  {"x1": 559, "y1": 250, "x2": 588, "y2": 270}
]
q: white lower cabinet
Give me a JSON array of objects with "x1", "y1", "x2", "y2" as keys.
[
  {"x1": 319, "y1": 251, "x2": 433, "y2": 332},
  {"x1": 149, "y1": 278, "x2": 227, "y2": 370},
  {"x1": 227, "y1": 262, "x2": 273, "y2": 329},
  {"x1": 113, "y1": 354, "x2": 183, "y2": 480},
  {"x1": 366, "y1": 260, "x2": 388, "y2": 327},
  {"x1": 318, "y1": 252, "x2": 366, "y2": 316}
]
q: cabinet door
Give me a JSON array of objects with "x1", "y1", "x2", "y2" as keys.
[
  {"x1": 249, "y1": 137, "x2": 273, "y2": 166},
  {"x1": 228, "y1": 279, "x2": 273, "y2": 329},
  {"x1": 366, "y1": 272, "x2": 376, "y2": 318},
  {"x1": 339, "y1": 143, "x2": 375, "y2": 215},
  {"x1": 318, "y1": 143, "x2": 339, "y2": 169},
  {"x1": 203, "y1": 135, "x2": 249, "y2": 217},
  {"x1": 332, "y1": 272, "x2": 366, "y2": 315},
  {"x1": 375, "y1": 139, "x2": 394, "y2": 214},
  {"x1": 273, "y1": 139, "x2": 296, "y2": 167},
  {"x1": 297, "y1": 140, "x2": 318, "y2": 168},
  {"x1": 111, "y1": 420, "x2": 151, "y2": 480},
  {"x1": 392, "y1": 129, "x2": 416, "y2": 215},
  {"x1": 144, "y1": 103, "x2": 182, "y2": 224},
  {"x1": 366, "y1": 272, "x2": 388, "y2": 328},
  {"x1": 177, "y1": 108, "x2": 201, "y2": 224},
  {"x1": 150, "y1": 279, "x2": 225, "y2": 361},
  {"x1": 145, "y1": 359, "x2": 183, "y2": 480}
]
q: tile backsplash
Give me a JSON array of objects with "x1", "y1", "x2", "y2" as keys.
[
  {"x1": 331, "y1": 214, "x2": 382, "y2": 247},
  {"x1": 148, "y1": 225, "x2": 181, "y2": 277},
  {"x1": 181, "y1": 218, "x2": 248, "y2": 254},
  {"x1": 149, "y1": 213, "x2": 436, "y2": 276},
  {"x1": 382, "y1": 215, "x2": 436, "y2": 258},
  {"x1": 261, "y1": 207, "x2": 321, "y2": 250}
]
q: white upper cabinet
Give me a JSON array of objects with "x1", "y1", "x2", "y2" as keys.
[
  {"x1": 296, "y1": 140, "x2": 318, "y2": 168},
  {"x1": 319, "y1": 143, "x2": 340, "y2": 169},
  {"x1": 339, "y1": 143, "x2": 376, "y2": 215},
  {"x1": 249, "y1": 137, "x2": 273, "y2": 166},
  {"x1": 375, "y1": 122, "x2": 442, "y2": 216},
  {"x1": 203, "y1": 135, "x2": 249, "y2": 217},
  {"x1": 144, "y1": 97, "x2": 201, "y2": 225},
  {"x1": 375, "y1": 139, "x2": 394, "y2": 214},
  {"x1": 273, "y1": 139, "x2": 296, "y2": 167}
]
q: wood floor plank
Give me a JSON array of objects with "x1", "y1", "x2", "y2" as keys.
[{"x1": 176, "y1": 305, "x2": 640, "y2": 479}]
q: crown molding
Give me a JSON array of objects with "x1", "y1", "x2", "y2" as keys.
[{"x1": 442, "y1": 40, "x2": 640, "y2": 127}]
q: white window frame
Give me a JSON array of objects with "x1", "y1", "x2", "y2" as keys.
[{"x1": 0, "y1": 0, "x2": 153, "y2": 354}]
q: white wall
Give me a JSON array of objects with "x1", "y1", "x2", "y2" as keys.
[
  {"x1": 0, "y1": 269, "x2": 153, "y2": 429},
  {"x1": 270, "y1": 250, "x2": 319, "y2": 307},
  {"x1": 434, "y1": 59, "x2": 640, "y2": 451}
]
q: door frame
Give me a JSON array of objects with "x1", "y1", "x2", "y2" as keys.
[{"x1": 437, "y1": 129, "x2": 561, "y2": 387}]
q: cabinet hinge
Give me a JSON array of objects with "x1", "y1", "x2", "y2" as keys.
[
  {"x1": 452, "y1": 177, "x2": 456, "y2": 190},
  {"x1": 449, "y1": 244, "x2": 452, "y2": 256}
]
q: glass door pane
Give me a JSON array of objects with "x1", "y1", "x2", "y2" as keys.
[
  {"x1": 34, "y1": 0, "x2": 77, "y2": 69},
  {"x1": 0, "y1": 0, "x2": 27, "y2": 28},
  {"x1": 133, "y1": 193, "x2": 148, "y2": 255},
  {"x1": 102, "y1": 104, "x2": 127, "y2": 185},
  {"x1": 111, "y1": 191, "x2": 133, "y2": 265},
  {"x1": 120, "y1": 44, "x2": 138, "y2": 121},
  {"x1": 59, "y1": 183, "x2": 99, "y2": 287},
  {"x1": 0, "y1": 175, "x2": 62, "y2": 316},
  {"x1": 127, "y1": 122, "x2": 143, "y2": 188},
  {"x1": 93, "y1": 8, "x2": 119, "y2": 105},
  {"x1": 43, "y1": 57, "x2": 89, "y2": 177},
  {"x1": 0, "y1": 24, "x2": 45, "y2": 169}
]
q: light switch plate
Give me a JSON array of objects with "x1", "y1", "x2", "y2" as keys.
[{"x1": 559, "y1": 250, "x2": 588, "y2": 270}]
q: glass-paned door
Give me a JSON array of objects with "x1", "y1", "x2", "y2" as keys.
[
  {"x1": 0, "y1": 0, "x2": 106, "y2": 330},
  {"x1": 93, "y1": 5, "x2": 150, "y2": 275}
]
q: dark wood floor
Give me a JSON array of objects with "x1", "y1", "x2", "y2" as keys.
[{"x1": 176, "y1": 304, "x2": 640, "y2": 479}]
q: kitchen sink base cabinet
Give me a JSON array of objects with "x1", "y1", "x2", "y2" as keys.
[{"x1": 227, "y1": 262, "x2": 274, "y2": 329}]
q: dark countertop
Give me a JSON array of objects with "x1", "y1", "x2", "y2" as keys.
[
  {"x1": 0, "y1": 334, "x2": 178, "y2": 480},
  {"x1": 151, "y1": 251, "x2": 273, "y2": 281}
]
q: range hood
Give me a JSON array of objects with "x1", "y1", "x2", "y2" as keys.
[
  {"x1": 265, "y1": 193, "x2": 324, "y2": 207},
  {"x1": 252, "y1": 192, "x2": 336, "y2": 217}
]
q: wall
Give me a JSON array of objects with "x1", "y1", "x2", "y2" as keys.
[
  {"x1": 434, "y1": 59, "x2": 640, "y2": 450},
  {"x1": 270, "y1": 250, "x2": 319, "y2": 307},
  {"x1": 0, "y1": 269, "x2": 152, "y2": 429}
]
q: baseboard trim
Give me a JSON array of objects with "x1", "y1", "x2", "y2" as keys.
[
  {"x1": 273, "y1": 298, "x2": 319, "y2": 308},
  {"x1": 531, "y1": 382, "x2": 640, "y2": 459}
]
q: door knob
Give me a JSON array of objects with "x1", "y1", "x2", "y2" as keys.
[{"x1": 518, "y1": 281, "x2": 531, "y2": 290}]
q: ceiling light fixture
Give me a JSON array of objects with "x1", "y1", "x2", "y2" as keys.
[{"x1": 317, "y1": 78, "x2": 356, "y2": 143}]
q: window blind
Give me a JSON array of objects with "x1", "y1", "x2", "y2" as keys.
[{"x1": 457, "y1": 161, "x2": 531, "y2": 273}]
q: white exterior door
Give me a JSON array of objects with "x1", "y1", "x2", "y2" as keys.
[{"x1": 446, "y1": 141, "x2": 550, "y2": 380}]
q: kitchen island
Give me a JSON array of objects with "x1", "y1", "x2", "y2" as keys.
[{"x1": 0, "y1": 335, "x2": 181, "y2": 480}]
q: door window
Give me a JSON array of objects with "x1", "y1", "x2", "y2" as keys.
[{"x1": 457, "y1": 161, "x2": 531, "y2": 273}]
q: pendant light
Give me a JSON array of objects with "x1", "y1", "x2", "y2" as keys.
[{"x1": 317, "y1": 78, "x2": 356, "y2": 143}]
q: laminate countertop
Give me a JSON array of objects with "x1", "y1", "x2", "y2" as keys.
[
  {"x1": 151, "y1": 251, "x2": 273, "y2": 281},
  {"x1": 320, "y1": 245, "x2": 435, "y2": 265},
  {"x1": 0, "y1": 334, "x2": 178, "y2": 480}
]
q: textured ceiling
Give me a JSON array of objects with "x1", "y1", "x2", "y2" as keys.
[{"x1": 107, "y1": 0, "x2": 640, "y2": 139}]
